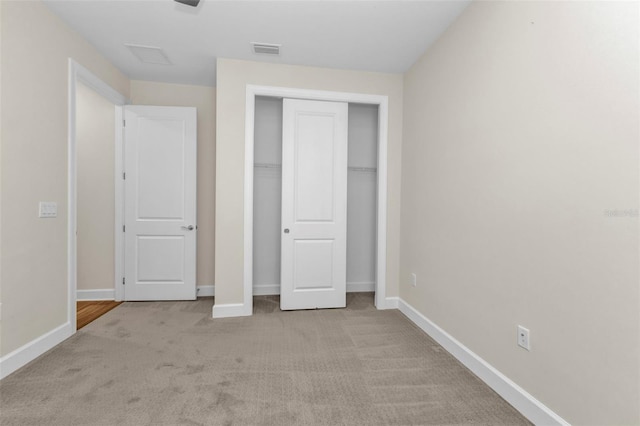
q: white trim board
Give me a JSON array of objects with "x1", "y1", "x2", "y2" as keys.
[
  {"x1": 397, "y1": 299, "x2": 570, "y2": 426},
  {"x1": 77, "y1": 286, "x2": 216, "y2": 300},
  {"x1": 237, "y1": 84, "x2": 389, "y2": 319},
  {"x1": 0, "y1": 322, "x2": 73, "y2": 380},
  {"x1": 379, "y1": 296, "x2": 399, "y2": 310},
  {"x1": 346, "y1": 282, "x2": 375, "y2": 293},
  {"x1": 77, "y1": 289, "x2": 116, "y2": 301},
  {"x1": 211, "y1": 284, "x2": 380, "y2": 317},
  {"x1": 212, "y1": 303, "x2": 251, "y2": 318},
  {"x1": 253, "y1": 284, "x2": 280, "y2": 296},
  {"x1": 114, "y1": 105, "x2": 125, "y2": 302}
]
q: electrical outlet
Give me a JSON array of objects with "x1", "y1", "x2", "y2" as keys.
[
  {"x1": 410, "y1": 273, "x2": 417, "y2": 288},
  {"x1": 517, "y1": 325, "x2": 530, "y2": 351},
  {"x1": 39, "y1": 202, "x2": 57, "y2": 218}
]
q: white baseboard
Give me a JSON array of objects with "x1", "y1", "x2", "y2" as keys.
[
  {"x1": 77, "y1": 289, "x2": 115, "y2": 301},
  {"x1": 347, "y1": 281, "x2": 375, "y2": 292},
  {"x1": 397, "y1": 299, "x2": 569, "y2": 426},
  {"x1": 214, "y1": 283, "x2": 384, "y2": 317},
  {"x1": 78, "y1": 286, "x2": 216, "y2": 300},
  {"x1": 253, "y1": 284, "x2": 279, "y2": 296},
  {"x1": 212, "y1": 302, "x2": 251, "y2": 318},
  {"x1": 196, "y1": 285, "x2": 215, "y2": 297},
  {"x1": 0, "y1": 322, "x2": 73, "y2": 380},
  {"x1": 376, "y1": 296, "x2": 399, "y2": 310}
]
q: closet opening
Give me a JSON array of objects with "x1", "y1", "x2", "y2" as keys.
[
  {"x1": 251, "y1": 96, "x2": 379, "y2": 305},
  {"x1": 243, "y1": 85, "x2": 389, "y2": 314}
]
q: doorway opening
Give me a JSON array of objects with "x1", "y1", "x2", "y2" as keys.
[
  {"x1": 68, "y1": 59, "x2": 127, "y2": 332},
  {"x1": 253, "y1": 97, "x2": 378, "y2": 306},
  {"x1": 74, "y1": 80, "x2": 120, "y2": 327}
]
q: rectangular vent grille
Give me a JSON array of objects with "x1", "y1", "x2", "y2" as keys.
[
  {"x1": 125, "y1": 44, "x2": 172, "y2": 65},
  {"x1": 251, "y1": 43, "x2": 281, "y2": 55}
]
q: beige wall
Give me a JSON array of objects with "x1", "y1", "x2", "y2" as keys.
[
  {"x1": 2, "y1": 2, "x2": 636, "y2": 423},
  {"x1": 130, "y1": 80, "x2": 216, "y2": 288},
  {"x1": 0, "y1": 0, "x2": 129, "y2": 356},
  {"x1": 76, "y1": 82, "x2": 116, "y2": 291},
  {"x1": 215, "y1": 58, "x2": 403, "y2": 305},
  {"x1": 0, "y1": 0, "x2": 4, "y2": 338},
  {"x1": 400, "y1": 1, "x2": 639, "y2": 424}
]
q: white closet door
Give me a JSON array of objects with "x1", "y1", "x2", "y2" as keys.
[
  {"x1": 123, "y1": 106, "x2": 197, "y2": 301},
  {"x1": 281, "y1": 99, "x2": 348, "y2": 310}
]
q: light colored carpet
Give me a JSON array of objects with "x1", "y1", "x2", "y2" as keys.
[{"x1": 0, "y1": 293, "x2": 530, "y2": 425}]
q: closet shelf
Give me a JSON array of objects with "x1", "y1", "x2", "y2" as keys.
[
  {"x1": 254, "y1": 163, "x2": 281, "y2": 169},
  {"x1": 348, "y1": 166, "x2": 377, "y2": 173}
]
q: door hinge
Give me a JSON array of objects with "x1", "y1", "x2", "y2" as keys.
[
  {"x1": 123, "y1": 225, "x2": 125, "y2": 232},
  {"x1": 122, "y1": 277, "x2": 125, "y2": 285},
  {"x1": 122, "y1": 172, "x2": 126, "y2": 180},
  {"x1": 123, "y1": 120, "x2": 126, "y2": 127}
]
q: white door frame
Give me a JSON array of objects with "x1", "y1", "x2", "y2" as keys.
[
  {"x1": 67, "y1": 59, "x2": 128, "y2": 331},
  {"x1": 243, "y1": 85, "x2": 389, "y2": 315}
]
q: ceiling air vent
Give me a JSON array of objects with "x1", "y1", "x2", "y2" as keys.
[
  {"x1": 174, "y1": 0, "x2": 200, "y2": 6},
  {"x1": 251, "y1": 42, "x2": 281, "y2": 56},
  {"x1": 125, "y1": 44, "x2": 172, "y2": 65}
]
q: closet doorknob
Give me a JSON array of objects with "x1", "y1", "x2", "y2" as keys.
[
  {"x1": 284, "y1": 229, "x2": 290, "y2": 234},
  {"x1": 181, "y1": 225, "x2": 195, "y2": 231}
]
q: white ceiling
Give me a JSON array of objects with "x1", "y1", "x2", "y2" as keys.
[{"x1": 43, "y1": 0, "x2": 470, "y2": 87}]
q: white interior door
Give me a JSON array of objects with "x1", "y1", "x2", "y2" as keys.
[
  {"x1": 281, "y1": 99, "x2": 348, "y2": 310},
  {"x1": 123, "y1": 106, "x2": 197, "y2": 301}
]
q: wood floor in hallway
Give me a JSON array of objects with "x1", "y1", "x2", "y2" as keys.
[{"x1": 76, "y1": 300, "x2": 122, "y2": 330}]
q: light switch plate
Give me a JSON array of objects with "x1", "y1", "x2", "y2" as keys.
[{"x1": 39, "y1": 202, "x2": 57, "y2": 218}]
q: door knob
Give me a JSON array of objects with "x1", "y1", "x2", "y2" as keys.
[
  {"x1": 181, "y1": 225, "x2": 195, "y2": 231},
  {"x1": 284, "y1": 228, "x2": 290, "y2": 234}
]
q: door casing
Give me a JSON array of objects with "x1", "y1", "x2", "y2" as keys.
[
  {"x1": 242, "y1": 85, "x2": 390, "y2": 316},
  {"x1": 67, "y1": 59, "x2": 128, "y2": 332}
]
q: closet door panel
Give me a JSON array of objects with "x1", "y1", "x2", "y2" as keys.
[{"x1": 281, "y1": 99, "x2": 348, "y2": 310}]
